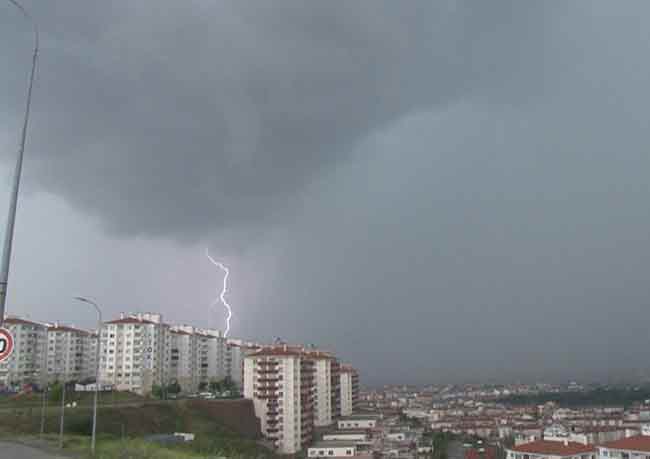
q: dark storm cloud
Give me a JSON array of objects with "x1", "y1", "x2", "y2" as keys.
[
  {"x1": 2, "y1": 0, "x2": 550, "y2": 239},
  {"x1": 4, "y1": 1, "x2": 650, "y2": 385}
]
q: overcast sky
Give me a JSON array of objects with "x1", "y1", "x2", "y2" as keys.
[{"x1": 2, "y1": 1, "x2": 650, "y2": 385}]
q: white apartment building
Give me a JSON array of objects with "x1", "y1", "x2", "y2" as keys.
[
  {"x1": 308, "y1": 441, "x2": 358, "y2": 458},
  {"x1": 226, "y1": 340, "x2": 245, "y2": 388},
  {"x1": 306, "y1": 350, "x2": 334, "y2": 427},
  {"x1": 99, "y1": 313, "x2": 168, "y2": 395},
  {"x1": 46, "y1": 323, "x2": 97, "y2": 383},
  {"x1": 195, "y1": 329, "x2": 227, "y2": 385},
  {"x1": 244, "y1": 346, "x2": 315, "y2": 455},
  {"x1": 168, "y1": 326, "x2": 200, "y2": 394},
  {"x1": 0, "y1": 317, "x2": 48, "y2": 388},
  {"x1": 340, "y1": 365, "x2": 355, "y2": 417},
  {"x1": 331, "y1": 358, "x2": 341, "y2": 421}
]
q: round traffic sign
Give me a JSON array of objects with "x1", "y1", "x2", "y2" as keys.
[{"x1": 0, "y1": 327, "x2": 14, "y2": 362}]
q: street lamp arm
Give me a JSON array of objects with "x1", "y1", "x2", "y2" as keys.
[{"x1": 8, "y1": 0, "x2": 39, "y2": 53}]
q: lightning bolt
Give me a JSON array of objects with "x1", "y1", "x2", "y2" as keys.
[{"x1": 205, "y1": 248, "x2": 232, "y2": 337}]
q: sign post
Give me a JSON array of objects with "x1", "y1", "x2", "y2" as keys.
[{"x1": 0, "y1": 327, "x2": 14, "y2": 362}]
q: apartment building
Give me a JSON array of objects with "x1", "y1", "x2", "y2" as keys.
[
  {"x1": 195, "y1": 329, "x2": 227, "y2": 385},
  {"x1": 226, "y1": 339, "x2": 246, "y2": 388},
  {"x1": 331, "y1": 358, "x2": 341, "y2": 421},
  {"x1": 243, "y1": 345, "x2": 315, "y2": 454},
  {"x1": 306, "y1": 350, "x2": 334, "y2": 427},
  {"x1": 46, "y1": 323, "x2": 97, "y2": 383},
  {"x1": 351, "y1": 368, "x2": 359, "y2": 412},
  {"x1": 99, "y1": 313, "x2": 168, "y2": 395},
  {"x1": 0, "y1": 317, "x2": 47, "y2": 388},
  {"x1": 168, "y1": 326, "x2": 200, "y2": 394},
  {"x1": 340, "y1": 365, "x2": 356, "y2": 417}
]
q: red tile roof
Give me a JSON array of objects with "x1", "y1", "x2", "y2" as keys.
[
  {"x1": 511, "y1": 440, "x2": 596, "y2": 456},
  {"x1": 169, "y1": 329, "x2": 192, "y2": 336},
  {"x1": 466, "y1": 447, "x2": 497, "y2": 459},
  {"x1": 340, "y1": 364, "x2": 358, "y2": 374},
  {"x1": 600, "y1": 435, "x2": 650, "y2": 452},
  {"x1": 250, "y1": 345, "x2": 303, "y2": 357},
  {"x1": 3, "y1": 317, "x2": 45, "y2": 327},
  {"x1": 304, "y1": 350, "x2": 335, "y2": 360},
  {"x1": 105, "y1": 317, "x2": 156, "y2": 325}
]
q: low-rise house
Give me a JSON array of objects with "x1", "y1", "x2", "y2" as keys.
[
  {"x1": 338, "y1": 414, "x2": 380, "y2": 430},
  {"x1": 308, "y1": 441, "x2": 358, "y2": 458},
  {"x1": 323, "y1": 430, "x2": 370, "y2": 442}
]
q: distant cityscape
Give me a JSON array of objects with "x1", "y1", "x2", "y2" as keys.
[{"x1": 4, "y1": 312, "x2": 650, "y2": 458}]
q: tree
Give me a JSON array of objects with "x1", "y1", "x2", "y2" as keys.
[
  {"x1": 152, "y1": 384, "x2": 163, "y2": 399},
  {"x1": 167, "y1": 381, "x2": 181, "y2": 395},
  {"x1": 49, "y1": 382, "x2": 64, "y2": 403}
]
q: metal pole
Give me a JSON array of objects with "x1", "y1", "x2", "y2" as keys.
[
  {"x1": 73, "y1": 297, "x2": 102, "y2": 455},
  {"x1": 59, "y1": 380, "x2": 66, "y2": 449},
  {"x1": 0, "y1": 0, "x2": 39, "y2": 327}
]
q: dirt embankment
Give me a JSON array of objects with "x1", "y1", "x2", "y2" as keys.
[{"x1": 186, "y1": 399, "x2": 261, "y2": 439}]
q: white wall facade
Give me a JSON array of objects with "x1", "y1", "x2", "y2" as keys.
[
  {"x1": 308, "y1": 443, "x2": 357, "y2": 458},
  {"x1": 46, "y1": 324, "x2": 97, "y2": 383},
  {"x1": 338, "y1": 419, "x2": 377, "y2": 429},
  {"x1": 340, "y1": 372, "x2": 353, "y2": 416},
  {"x1": 313, "y1": 357, "x2": 333, "y2": 426}
]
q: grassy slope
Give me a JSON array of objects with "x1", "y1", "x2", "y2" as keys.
[{"x1": 0, "y1": 399, "x2": 277, "y2": 459}]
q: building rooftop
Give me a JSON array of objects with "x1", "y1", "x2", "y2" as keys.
[
  {"x1": 3, "y1": 316, "x2": 45, "y2": 327},
  {"x1": 249, "y1": 345, "x2": 303, "y2": 357},
  {"x1": 309, "y1": 440, "x2": 358, "y2": 449},
  {"x1": 47, "y1": 324, "x2": 93, "y2": 335},
  {"x1": 510, "y1": 440, "x2": 596, "y2": 456},
  {"x1": 323, "y1": 429, "x2": 369, "y2": 436},
  {"x1": 304, "y1": 350, "x2": 335, "y2": 360},
  {"x1": 339, "y1": 414, "x2": 381, "y2": 421},
  {"x1": 600, "y1": 435, "x2": 650, "y2": 453},
  {"x1": 169, "y1": 329, "x2": 193, "y2": 336},
  {"x1": 105, "y1": 317, "x2": 157, "y2": 325}
]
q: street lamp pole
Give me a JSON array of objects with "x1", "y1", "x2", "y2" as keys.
[
  {"x1": 0, "y1": 0, "x2": 39, "y2": 327},
  {"x1": 74, "y1": 297, "x2": 103, "y2": 455}
]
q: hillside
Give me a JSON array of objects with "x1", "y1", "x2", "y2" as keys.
[{"x1": 0, "y1": 398, "x2": 275, "y2": 458}]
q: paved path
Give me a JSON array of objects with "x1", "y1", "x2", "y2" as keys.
[{"x1": 0, "y1": 441, "x2": 70, "y2": 458}]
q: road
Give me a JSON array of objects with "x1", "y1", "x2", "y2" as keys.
[{"x1": 0, "y1": 441, "x2": 70, "y2": 458}]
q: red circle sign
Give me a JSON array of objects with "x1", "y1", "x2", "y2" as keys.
[{"x1": 0, "y1": 327, "x2": 14, "y2": 362}]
